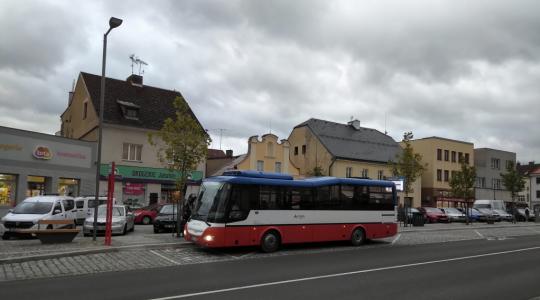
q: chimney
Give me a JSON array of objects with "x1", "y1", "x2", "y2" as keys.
[
  {"x1": 68, "y1": 91, "x2": 74, "y2": 106},
  {"x1": 347, "y1": 119, "x2": 361, "y2": 130},
  {"x1": 226, "y1": 149, "x2": 233, "y2": 157},
  {"x1": 127, "y1": 74, "x2": 143, "y2": 87}
]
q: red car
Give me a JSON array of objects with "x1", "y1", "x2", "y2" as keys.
[
  {"x1": 133, "y1": 205, "x2": 161, "y2": 225},
  {"x1": 418, "y1": 207, "x2": 449, "y2": 223}
]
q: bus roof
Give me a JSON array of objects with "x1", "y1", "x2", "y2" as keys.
[{"x1": 205, "y1": 174, "x2": 395, "y2": 188}]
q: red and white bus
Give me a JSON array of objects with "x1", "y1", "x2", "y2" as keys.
[{"x1": 185, "y1": 170, "x2": 397, "y2": 252}]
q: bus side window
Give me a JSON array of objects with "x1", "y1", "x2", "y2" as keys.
[{"x1": 228, "y1": 185, "x2": 258, "y2": 222}]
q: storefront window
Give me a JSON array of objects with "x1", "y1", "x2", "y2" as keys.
[
  {"x1": 0, "y1": 174, "x2": 17, "y2": 206},
  {"x1": 27, "y1": 175, "x2": 45, "y2": 197},
  {"x1": 123, "y1": 182, "x2": 146, "y2": 208},
  {"x1": 58, "y1": 178, "x2": 80, "y2": 197}
]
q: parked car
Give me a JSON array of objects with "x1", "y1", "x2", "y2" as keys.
[
  {"x1": 1, "y1": 196, "x2": 77, "y2": 240},
  {"x1": 476, "y1": 208, "x2": 501, "y2": 222},
  {"x1": 134, "y1": 204, "x2": 162, "y2": 225},
  {"x1": 516, "y1": 208, "x2": 535, "y2": 221},
  {"x1": 461, "y1": 208, "x2": 484, "y2": 222},
  {"x1": 73, "y1": 196, "x2": 117, "y2": 225},
  {"x1": 401, "y1": 207, "x2": 426, "y2": 224},
  {"x1": 494, "y1": 209, "x2": 513, "y2": 222},
  {"x1": 418, "y1": 207, "x2": 449, "y2": 223},
  {"x1": 83, "y1": 205, "x2": 135, "y2": 236},
  {"x1": 473, "y1": 199, "x2": 506, "y2": 211},
  {"x1": 440, "y1": 207, "x2": 466, "y2": 222},
  {"x1": 153, "y1": 204, "x2": 178, "y2": 233}
]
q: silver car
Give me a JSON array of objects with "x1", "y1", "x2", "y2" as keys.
[
  {"x1": 441, "y1": 207, "x2": 466, "y2": 222},
  {"x1": 83, "y1": 205, "x2": 135, "y2": 236}
]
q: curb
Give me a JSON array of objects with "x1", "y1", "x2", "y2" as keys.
[
  {"x1": 399, "y1": 222, "x2": 540, "y2": 233},
  {"x1": 0, "y1": 241, "x2": 191, "y2": 264}
]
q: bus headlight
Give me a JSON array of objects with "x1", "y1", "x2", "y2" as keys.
[{"x1": 204, "y1": 235, "x2": 214, "y2": 242}]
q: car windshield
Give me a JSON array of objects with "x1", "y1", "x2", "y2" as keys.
[
  {"x1": 88, "y1": 199, "x2": 108, "y2": 208},
  {"x1": 160, "y1": 205, "x2": 176, "y2": 214},
  {"x1": 192, "y1": 182, "x2": 230, "y2": 223},
  {"x1": 444, "y1": 208, "x2": 460, "y2": 214},
  {"x1": 474, "y1": 204, "x2": 491, "y2": 209},
  {"x1": 12, "y1": 202, "x2": 53, "y2": 214},
  {"x1": 96, "y1": 206, "x2": 124, "y2": 216}
]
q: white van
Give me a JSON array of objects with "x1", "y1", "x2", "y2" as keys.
[
  {"x1": 1, "y1": 196, "x2": 77, "y2": 240},
  {"x1": 74, "y1": 196, "x2": 117, "y2": 225},
  {"x1": 473, "y1": 199, "x2": 506, "y2": 211}
]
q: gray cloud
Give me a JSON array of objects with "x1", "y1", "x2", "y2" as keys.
[{"x1": 1, "y1": 0, "x2": 539, "y2": 163}]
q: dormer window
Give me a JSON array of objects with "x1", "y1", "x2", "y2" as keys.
[{"x1": 117, "y1": 100, "x2": 140, "y2": 121}]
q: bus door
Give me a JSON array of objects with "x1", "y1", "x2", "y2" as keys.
[{"x1": 224, "y1": 185, "x2": 258, "y2": 247}]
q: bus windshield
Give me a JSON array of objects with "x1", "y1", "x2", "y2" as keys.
[{"x1": 192, "y1": 182, "x2": 230, "y2": 223}]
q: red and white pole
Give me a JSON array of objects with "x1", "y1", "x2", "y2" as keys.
[{"x1": 104, "y1": 162, "x2": 115, "y2": 246}]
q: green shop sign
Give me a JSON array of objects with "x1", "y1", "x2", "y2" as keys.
[{"x1": 100, "y1": 164, "x2": 203, "y2": 181}]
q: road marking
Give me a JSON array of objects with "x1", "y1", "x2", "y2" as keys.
[
  {"x1": 149, "y1": 250, "x2": 181, "y2": 265},
  {"x1": 390, "y1": 234, "x2": 401, "y2": 246},
  {"x1": 148, "y1": 245, "x2": 540, "y2": 300},
  {"x1": 474, "y1": 230, "x2": 484, "y2": 239}
]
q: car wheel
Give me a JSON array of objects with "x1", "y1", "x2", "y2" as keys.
[
  {"x1": 2, "y1": 233, "x2": 10, "y2": 240},
  {"x1": 142, "y1": 216, "x2": 151, "y2": 225},
  {"x1": 47, "y1": 224, "x2": 53, "y2": 230},
  {"x1": 83, "y1": 233, "x2": 90, "y2": 237},
  {"x1": 260, "y1": 231, "x2": 281, "y2": 253},
  {"x1": 129, "y1": 224, "x2": 135, "y2": 232},
  {"x1": 351, "y1": 227, "x2": 366, "y2": 246},
  {"x1": 153, "y1": 227, "x2": 160, "y2": 234},
  {"x1": 122, "y1": 224, "x2": 127, "y2": 235}
]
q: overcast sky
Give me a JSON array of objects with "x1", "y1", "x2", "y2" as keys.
[{"x1": 1, "y1": 0, "x2": 539, "y2": 162}]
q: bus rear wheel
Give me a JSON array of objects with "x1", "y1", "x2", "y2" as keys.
[
  {"x1": 351, "y1": 228, "x2": 366, "y2": 246},
  {"x1": 260, "y1": 231, "x2": 280, "y2": 253}
]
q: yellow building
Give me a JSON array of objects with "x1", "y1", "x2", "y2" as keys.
[
  {"x1": 408, "y1": 137, "x2": 474, "y2": 207},
  {"x1": 288, "y1": 118, "x2": 421, "y2": 207},
  {"x1": 212, "y1": 134, "x2": 300, "y2": 177}
]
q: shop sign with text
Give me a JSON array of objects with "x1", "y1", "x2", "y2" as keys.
[{"x1": 100, "y1": 165, "x2": 203, "y2": 182}]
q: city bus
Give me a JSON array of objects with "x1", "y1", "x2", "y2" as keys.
[{"x1": 185, "y1": 170, "x2": 397, "y2": 252}]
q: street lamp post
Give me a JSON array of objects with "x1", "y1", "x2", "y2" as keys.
[{"x1": 93, "y1": 17, "x2": 123, "y2": 241}]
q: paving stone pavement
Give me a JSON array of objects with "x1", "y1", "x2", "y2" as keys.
[{"x1": 1, "y1": 223, "x2": 540, "y2": 282}]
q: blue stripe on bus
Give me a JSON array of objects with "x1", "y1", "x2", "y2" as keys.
[{"x1": 204, "y1": 176, "x2": 395, "y2": 188}]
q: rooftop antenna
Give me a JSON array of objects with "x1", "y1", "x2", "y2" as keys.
[
  {"x1": 269, "y1": 120, "x2": 272, "y2": 134},
  {"x1": 208, "y1": 128, "x2": 228, "y2": 150},
  {"x1": 129, "y1": 54, "x2": 149, "y2": 76}
]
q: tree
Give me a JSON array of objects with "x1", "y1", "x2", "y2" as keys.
[
  {"x1": 449, "y1": 159, "x2": 476, "y2": 224},
  {"x1": 390, "y1": 132, "x2": 426, "y2": 201},
  {"x1": 307, "y1": 166, "x2": 324, "y2": 177},
  {"x1": 148, "y1": 97, "x2": 211, "y2": 236},
  {"x1": 501, "y1": 161, "x2": 525, "y2": 213}
]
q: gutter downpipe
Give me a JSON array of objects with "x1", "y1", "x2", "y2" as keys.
[{"x1": 328, "y1": 158, "x2": 336, "y2": 176}]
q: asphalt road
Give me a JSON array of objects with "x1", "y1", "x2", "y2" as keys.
[{"x1": 2, "y1": 235, "x2": 540, "y2": 300}]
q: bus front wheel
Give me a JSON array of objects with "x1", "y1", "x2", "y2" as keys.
[
  {"x1": 260, "y1": 231, "x2": 280, "y2": 253},
  {"x1": 351, "y1": 228, "x2": 366, "y2": 246}
]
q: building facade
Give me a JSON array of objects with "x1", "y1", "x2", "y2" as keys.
[
  {"x1": 211, "y1": 134, "x2": 300, "y2": 177},
  {"x1": 288, "y1": 118, "x2": 421, "y2": 207},
  {"x1": 408, "y1": 136, "x2": 474, "y2": 207},
  {"x1": 518, "y1": 162, "x2": 540, "y2": 210},
  {"x1": 474, "y1": 148, "x2": 516, "y2": 203},
  {"x1": 0, "y1": 126, "x2": 96, "y2": 210},
  {"x1": 60, "y1": 72, "x2": 206, "y2": 208}
]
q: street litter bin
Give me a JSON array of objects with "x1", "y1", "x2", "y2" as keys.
[{"x1": 412, "y1": 213, "x2": 425, "y2": 227}]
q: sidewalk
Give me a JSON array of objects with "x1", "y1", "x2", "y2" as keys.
[{"x1": 0, "y1": 225, "x2": 189, "y2": 263}]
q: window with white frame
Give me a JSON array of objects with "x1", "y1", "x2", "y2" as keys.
[
  {"x1": 346, "y1": 167, "x2": 352, "y2": 178},
  {"x1": 492, "y1": 178, "x2": 501, "y2": 190},
  {"x1": 275, "y1": 162, "x2": 282, "y2": 173},
  {"x1": 122, "y1": 143, "x2": 142, "y2": 161},
  {"x1": 257, "y1": 160, "x2": 264, "y2": 171},
  {"x1": 491, "y1": 158, "x2": 500, "y2": 170},
  {"x1": 361, "y1": 169, "x2": 368, "y2": 178},
  {"x1": 377, "y1": 170, "x2": 384, "y2": 180}
]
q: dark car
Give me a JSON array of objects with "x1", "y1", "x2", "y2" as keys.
[
  {"x1": 153, "y1": 204, "x2": 178, "y2": 233},
  {"x1": 418, "y1": 207, "x2": 449, "y2": 223}
]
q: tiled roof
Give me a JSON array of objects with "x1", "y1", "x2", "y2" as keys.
[
  {"x1": 208, "y1": 149, "x2": 227, "y2": 159},
  {"x1": 81, "y1": 72, "x2": 203, "y2": 131},
  {"x1": 295, "y1": 118, "x2": 401, "y2": 163},
  {"x1": 518, "y1": 163, "x2": 540, "y2": 175}
]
